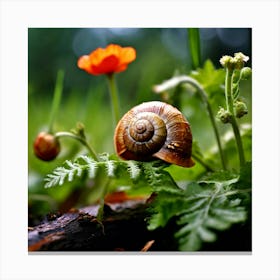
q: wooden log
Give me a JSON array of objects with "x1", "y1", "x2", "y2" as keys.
[{"x1": 28, "y1": 199, "x2": 177, "y2": 252}]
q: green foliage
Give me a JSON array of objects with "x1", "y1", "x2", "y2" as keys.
[
  {"x1": 148, "y1": 165, "x2": 251, "y2": 251},
  {"x1": 44, "y1": 154, "x2": 179, "y2": 193},
  {"x1": 46, "y1": 153, "x2": 251, "y2": 252},
  {"x1": 190, "y1": 59, "x2": 225, "y2": 98},
  {"x1": 44, "y1": 154, "x2": 142, "y2": 188}
]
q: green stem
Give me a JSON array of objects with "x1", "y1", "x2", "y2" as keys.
[
  {"x1": 107, "y1": 74, "x2": 120, "y2": 127},
  {"x1": 188, "y1": 28, "x2": 202, "y2": 69},
  {"x1": 204, "y1": 97, "x2": 227, "y2": 170},
  {"x1": 192, "y1": 154, "x2": 215, "y2": 172},
  {"x1": 54, "y1": 131, "x2": 99, "y2": 161},
  {"x1": 154, "y1": 76, "x2": 227, "y2": 170},
  {"x1": 231, "y1": 117, "x2": 246, "y2": 166},
  {"x1": 225, "y1": 68, "x2": 245, "y2": 167},
  {"x1": 48, "y1": 70, "x2": 64, "y2": 134},
  {"x1": 96, "y1": 178, "x2": 111, "y2": 221}
]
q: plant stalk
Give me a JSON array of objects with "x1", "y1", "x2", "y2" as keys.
[
  {"x1": 96, "y1": 178, "x2": 111, "y2": 221},
  {"x1": 192, "y1": 154, "x2": 214, "y2": 172},
  {"x1": 48, "y1": 70, "x2": 64, "y2": 134},
  {"x1": 55, "y1": 131, "x2": 99, "y2": 161},
  {"x1": 187, "y1": 28, "x2": 202, "y2": 69},
  {"x1": 107, "y1": 74, "x2": 120, "y2": 127},
  {"x1": 225, "y1": 68, "x2": 245, "y2": 167}
]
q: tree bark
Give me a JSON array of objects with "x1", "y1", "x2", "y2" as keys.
[{"x1": 28, "y1": 199, "x2": 177, "y2": 252}]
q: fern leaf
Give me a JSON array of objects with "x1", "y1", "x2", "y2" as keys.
[
  {"x1": 204, "y1": 216, "x2": 230, "y2": 231},
  {"x1": 44, "y1": 174, "x2": 61, "y2": 188},
  {"x1": 148, "y1": 169, "x2": 251, "y2": 251},
  {"x1": 141, "y1": 161, "x2": 179, "y2": 194},
  {"x1": 44, "y1": 156, "x2": 172, "y2": 190},
  {"x1": 80, "y1": 155, "x2": 98, "y2": 178},
  {"x1": 65, "y1": 160, "x2": 83, "y2": 181},
  {"x1": 197, "y1": 226, "x2": 217, "y2": 242},
  {"x1": 105, "y1": 160, "x2": 116, "y2": 177},
  {"x1": 44, "y1": 160, "x2": 84, "y2": 188},
  {"x1": 174, "y1": 181, "x2": 248, "y2": 251},
  {"x1": 126, "y1": 161, "x2": 141, "y2": 180}
]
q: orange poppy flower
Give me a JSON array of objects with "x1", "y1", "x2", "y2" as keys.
[{"x1": 77, "y1": 44, "x2": 136, "y2": 75}]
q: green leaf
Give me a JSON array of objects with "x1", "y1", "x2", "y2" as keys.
[
  {"x1": 147, "y1": 189, "x2": 185, "y2": 230},
  {"x1": 43, "y1": 156, "x2": 178, "y2": 194},
  {"x1": 236, "y1": 161, "x2": 252, "y2": 190},
  {"x1": 79, "y1": 155, "x2": 98, "y2": 178},
  {"x1": 148, "y1": 170, "x2": 251, "y2": 251},
  {"x1": 197, "y1": 226, "x2": 217, "y2": 242},
  {"x1": 178, "y1": 231, "x2": 202, "y2": 251},
  {"x1": 190, "y1": 59, "x2": 225, "y2": 98},
  {"x1": 199, "y1": 170, "x2": 239, "y2": 186},
  {"x1": 126, "y1": 160, "x2": 141, "y2": 180},
  {"x1": 205, "y1": 216, "x2": 231, "y2": 231}
]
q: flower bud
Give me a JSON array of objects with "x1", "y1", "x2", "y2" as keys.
[
  {"x1": 33, "y1": 132, "x2": 60, "y2": 161},
  {"x1": 234, "y1": 52, "x2": 249, "y2": 70},
  {"x1": 234, "y1": 101, "x2": 248, "y2": 118},
  {"x1": 217, "y1": 107, "x2": 232, "y2": 123},
  {"x1": 240, "y1": 67, "x2": 252, "y2": 80},
  {"x1": 220, "y1": 53, "x2": 249, "y2": 70},
  {"x1": 220, "y1": 55, "x2": 233, "y2": 68}
]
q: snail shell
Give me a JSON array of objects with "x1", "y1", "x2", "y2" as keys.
[{"x1": 114, "y1": 101, "x2": 194, "y2": 168}]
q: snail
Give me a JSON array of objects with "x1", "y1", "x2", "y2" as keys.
[{"x1": 114, "y1": 101, "x2": 195, "y2": 168}]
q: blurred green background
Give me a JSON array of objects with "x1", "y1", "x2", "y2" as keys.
[{"x1": 28, "y1": 28, "x2": 251, "y2": 221}]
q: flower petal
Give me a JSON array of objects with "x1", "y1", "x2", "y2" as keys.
[
  {"x1": 77, "y1": 55, "x2": 92, "y2": 71},
  {"x1": 78, "y1": 44, "x2": 136, "y2": 75},
  {"x1": 94, "y1": 55, "x2": 120, "y2": 75},
  {"x1": 89, "y1": 47, "x2": 107, "y2": 65},
  {"x1": 89, "y1": 44, "x2": 121, "y2": 65},
  {"x1": 114, "y1": 64, "x2": 128, "y2": 73},
  {"x1": 106, "y1": 44, "x2": 122, "y2": 55},
  {"x1": 119, "y1": 47, "x2": 136, "y2": 64}
]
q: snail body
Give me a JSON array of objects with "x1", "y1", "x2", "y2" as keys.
[{"x1": 114, "y1": 101, "x2": 194, "y2": 168}]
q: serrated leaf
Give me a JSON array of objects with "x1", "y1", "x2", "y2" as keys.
[
  {"x1": 126, "y1": 161, "x2": 141, "y2": 179},
  {"x1": 148, "y1": 169, "x2": 250, "y2": 251},
  {"x1": 44, "y1": 156, "x2": 174, "y2": 194},
  {"x1": 175, "y1": 211, "x2": 199, "y2": 224},
  {"x1": 190, "y1": 59, "x2": 225, "y2": 97},
  {"x1": 68, "y1": 169, "x2": 74, "y2": 182},
  {"x1": 229, "y1": 198, "x2": 242, "y2": 207},
  {"x1": 79, "y1": 155, "x2": 98, "y2": 178},
  {"x1": 88, "y1": 162, "x2": 98, "y2": 178},
  {"x1": 105, "y1": 160, "x2": 116, "y2": 177},
  {"x1": 199, "y1": 170, "x2": 239, "y2": 185},
  {"x1": 212, "y1": 207, "x2": 246, "y2": 223},
  {"x1": 205, "y1": 216, "x2": 231, "y2": 230},
  {"x1": 197, "y1": 226, "x2": 217, "y2": 242},
  {"x1": 179, "y1": 231, "x2": 202, "y2": 251},
  {"x1": 178, "y1": 198, "x2": 208, "y2": 217},
  {"x1": 175, "y1": 221, "x2": 200, "y2": 238}
]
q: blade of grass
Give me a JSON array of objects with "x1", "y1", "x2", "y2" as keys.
[
  {"x1": 48, "y1": 69, "x2": 64, "y2": 133},
  {"x1": 188, "y1": 28, "x2": 201, "y2": 69}
]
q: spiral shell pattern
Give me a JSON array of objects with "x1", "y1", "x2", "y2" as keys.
[{"x1": 114, "y1": 101, "x2": 194, "y2": 168}]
